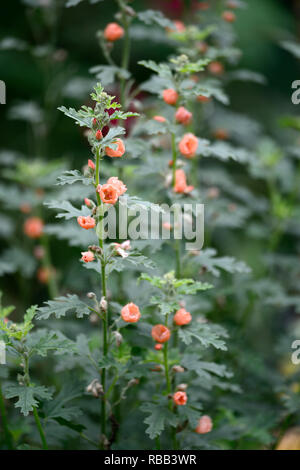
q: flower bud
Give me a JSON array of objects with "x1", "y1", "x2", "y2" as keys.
[
  {"x1": 87, "y1": 292, "x2": 96, "y2": 299},
  {"x1": 177, "y1": 383, "x2": 188, "y2": 391},
  {"x1": 86, "y1": 379, "x2": 103, "y2": 398},
  {"x1": 100, "y1": 296, "x2": 108, "y2": 312},
  {"x1": 113, "y1": 331, "x2": 123, "y2": 347},
  {"x1": 172, "y1": 365, "x2": 185, "y2": 373}
]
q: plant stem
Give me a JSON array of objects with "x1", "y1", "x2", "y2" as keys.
[
  {"x1": 95, "y1": 148, "x2": 108, "y2": 443},
  {"x1": 171, "y1": 132, "x2": 177, "y2": 188},
  {"x1": 120, "y1": 10, "x2": 130, "y2": 108},
  {"x1": 0, "y1": 384, "x2": 13, "y2": 449},
  {"x1": 33, "y1": 406, "x2": 48, "y2": 450}
]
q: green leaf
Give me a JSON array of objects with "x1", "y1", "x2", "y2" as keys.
[
  {"x1": 58, "y1": 105, "x2": 94, "y2": 128},
  {"x1": 90, "y1": 65, "x2": 131, "y2": 86},
  {"x1": 27, "y1": 330, "x2": 76, "y2": 357},
  {"x1": 44, "y1": 200, "x2": 90, "y2": 220},
  {"x1": 37, "y1": 295, "x2": 91, "y2": 320},
  {"x1": 137, "y1": 10, "x2": 175, "y2": 29},
  {"x1": 4, "y1": 384, "x2": 52, "y2": 416},
  {"x1": 140, "y1": 402, "x2": 178, "y2": 439},
  {"x1": 280, "y1": 40, "x2": 300, "y2": 59},
  {"x1": 56, "y1": 170, "x2": 93, "y2": 186},
  {"x1": 178, "y1": 323, "x2": 227, "y2": 350}
]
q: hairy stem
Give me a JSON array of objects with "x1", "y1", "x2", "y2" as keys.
[
  {"x1": 171, "y1": 132, "x2": 177, "y2": 188},
  {"x1": 33, "y1": 406, "x2": 48, "y2": 450},
  {"x1": 95, "y1": 148, "x2": 108, "y2": 443}
]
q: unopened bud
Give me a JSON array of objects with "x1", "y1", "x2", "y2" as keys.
[
  {"x1": 172, "y1": 365, "x2": 185, "y2": 373},
  {"x1": 113, "y1": 330, "x2": 123, "y2": 347},
  {"x1": 128, "y1": 378, "x2": 139, "y2": 387},
  {"x1": 177, "y1": 383, "x2": 188, "y2": 391},
  {"x1": 87, "y1": 292, "x2": 96, "y2": 299},
  {"x1": 90, "y1": 313, "x2": 99, "y2": 324},
  {"x1": 100, "y1": 296, "x2": 108, "y2": 312},
  {"x1": 86, "y1": 379, "x2": 103, "y2": 398}
]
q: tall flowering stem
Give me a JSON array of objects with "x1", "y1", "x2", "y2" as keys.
[{"x1": 95, "y1": 146, "x2": 108, "y2": 440}]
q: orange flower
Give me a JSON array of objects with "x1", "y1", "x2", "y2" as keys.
[
  {"x1": 173, "y1": 391, "x2": 187, "y2": 405},
  {"x1": 24, "y1": 217, "x2": 44, "y2": 239},
  {"x1": 208, "y1": 61, "x2": 224, "y2": 75},
  {"x1": 20, "y1": 202, "x2": 31, "y2": 214},
  {"x1": 162, "y1": 89, "x2": 178, "y2": 105},
  {"x1": 178, "y1": 133, "x2": 198, "y2": 158},
  {"x1": 175, "y1": 106, "x2": 192, "y2": 125},
  {"x1": 95, "y1": 129, "x2": 103, "y2": 140},
  {"x1": 107, "y1": 177, "x2": 127, "y2": 196},
  {"x1": 174, "y1": 308, "x2": 192, "y2": 326},
  {"x1": 174, "y1": 169, "x2": 194, "y2": 194},
  {"x1": 88, "y1": 159, "x2": 95, "y2": 170},
  {"x1": 37, "y1": 267, "x2": 51, "y2": 284},
  {"x1": 104, "y1": 22, "x2": 124, "y2": 41},
  {"x1": 77, "y1": 216, "x2": 96, "y2": 230},
  {"x1": 151, "y1": 324, "x2": 171, "y2": 343},
  {"x1": 195, "y1": 415, "x2": 213, "y2": 434},
  {"x1": 155, "y1": 343, "x2": 163, "y2": 350},
  {"x1": 99, "y1": 183, "x2": 119, "y2": 205},
  {"x1": 84, "y1": 198, "x2": 92, "y2": 207},
  {"x1": 214, "y1": 128, "x2": 229, "y2": 140},
  {"x1": 81, "y1": 251, "x2": 95, "y2": 263},
  {"x1": 105, "y1": 138, "x2": 125, "y2": 158},
  {"x1": 153, "y1": 115, "x2": 166, "y2": 123},
  {"x1": 197, "y1": 95, "x2": 210, "y2": 103},
  {"x1": 121, "y1": 303, "x2": 141, "y2": 323},
  {"x1": 222, "y1": 10, "x2": 236, "y2": 22}
]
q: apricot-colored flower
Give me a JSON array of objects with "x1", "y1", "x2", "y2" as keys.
[
  {"x1": 151, "y1": 324, "x2": 171, "y2": 343},
  {"x1": 37, "y1": 267, "x2": 51, "y2": 284},
  {"x1": 20, "y1": 203, "x2": 31, "y2": 214},
  {"x1": 178, "y1": 133, "x2": 198, "y2": 158},
  {"x1": 121, "y1": 303, "x2": 141, "y2": 323},
  {"x1": 81, "y1": 251, "x2": 95, "y2": 263},
  {"x1": 95, "y1": 129, "x2": 103, "y2": 140},
  {"x1": 208, "y1": 61, "x2": 224, "y2": 75},
  {"x1": 107, "y1": 177, "x2": 127, "y2": 196},
  {"x1": 113, "y1": 240, "x2": 131, "y2": 258},
  {"x1": 175, "y1": 106, "x2": 192, "y2": 125},
  {"x1": 174, "y1": 169, "x2": 194, "y2": 194},
  {"x1": 155, "y1": 343, "x2": 163, "y2": 350},
  {"x1": 153, "y1": 115, "x2": 166, "y2": 123},
  {"x1": 222, "y1": 10, "x2": 236, "y2": 22},
  {"x1": 174, "y1": 308, "x2": 192, "y2": 326},
  {"x1": 24, "y1": 217, "x2": 44, "y2": 239},
  {"x1": 105, "y1": 138, "x2": 125, "y2": 158},
  {"x1": 214, "y1": 128, "x2": 229, "y2": 140},
  {"x1": 195, "y1": 416, "x2": 213, "y2": 434},
  {"x1": 77, "y1": 216, "x2": 96, "y2": 230},
  {"x1": 173, "y1": 391, "x2": 187, "y2": 405},
  {"x1": 33, "y1": 245, "x2": 45, "y2": 260},
  {"x1": 88, "y1": 159, "x2": 95, "y2": 170},
  {"x1": 104, "y1": 23, "x2": 124, "y2": 41},
  {"x1": 99, "y1": 183, "x2": 119, "y2": 205},
  {"x1": 197, "y1": 95, "x2": 211, "y2": 103},
  {"x1": 162, "y1": 89, "x2": 178, "y2": 105}
]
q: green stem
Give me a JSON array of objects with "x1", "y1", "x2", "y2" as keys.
[
  {"x1": 0, "y1": 384, "x2": 13, "y2": 449},
  {"x1": 32, "y1": 407, "x2": 48, "y2": 450},
  {"x1": 171, "y1": 132, "x2": 177, "y2": 188},
  {"x1": 120, "y1": 13, "x2": 130, "y2": 108},
  {"x1": 95, "y1": 148, "x2": 108, "y2": 443}
]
